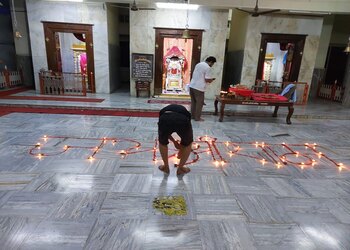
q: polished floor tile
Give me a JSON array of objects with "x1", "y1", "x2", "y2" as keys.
[
  {"x1": 145, "y1": 219, "x2": 202, "y2": 249},
  {"x1": 99, "y1": 193, "x2": 151, "y2": 219},
  {"x1": 0, "y1": 95, "x2": 349, "y2": 249},
  {"x1": 0, "y1": 216, "x2": 41, "y2": 250},
  {"x1": 248, "y1": 223, "x2": 316, "y2": 249},
  {"x1": 193, "y1": 194, "x2": 243, "y2": 220},
  {"x1": 84, "y1": 218, "x2": 146, "y2": 250},
  {"x1": 20, "y1": 220, "x2": 93, "y2": 250},
  {"x1": 199, "y1": 219, "x2": 256, "y2": 250},
  {"x1": 235, "y1": 194, "x2": 292, "y2": 223}
]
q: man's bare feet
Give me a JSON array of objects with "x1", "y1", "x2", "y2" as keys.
[
  {"x1": 177, "y1": 166, "x2": 191, "y2": 175},
  {"x1": 158, "y1": 165, "x2": 170, "y2": 174}
]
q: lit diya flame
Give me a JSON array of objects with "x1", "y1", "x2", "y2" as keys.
[{"x1": 338, "y1": 163, "x2": 344, "y2": 171}]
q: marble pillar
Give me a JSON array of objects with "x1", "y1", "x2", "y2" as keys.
[{"x1": 341, "y1": 54, "x2": 350, "y2": 106}]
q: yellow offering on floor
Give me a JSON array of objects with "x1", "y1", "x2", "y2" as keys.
[{"x1": 152, "y1": 196, "x2": 187, "y2": 216}]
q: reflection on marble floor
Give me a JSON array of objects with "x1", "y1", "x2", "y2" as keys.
[{"x1": 0, "y1": 112, "x2": 349, "y2": 249}]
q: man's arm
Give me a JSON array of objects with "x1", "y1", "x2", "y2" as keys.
[{"x1": 205, "y1": 78, "x2": 215, "y2": 83}]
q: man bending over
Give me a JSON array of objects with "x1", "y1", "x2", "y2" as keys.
[{"x1": 158, "y1": 104, "x2": 193, "y2": 175}]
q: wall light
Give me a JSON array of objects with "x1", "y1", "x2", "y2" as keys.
[{"x1": 156, "y1": 2, "x2": 199, "y2": 10}]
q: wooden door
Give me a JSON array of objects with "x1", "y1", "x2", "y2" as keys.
[
  {"x1": 256, "y1": 33, "x2": 306, "y2": 83},
  {"x1": 154, "y1": 28, "x2": 203, "y2": 95},
  {"x1": 42, "y1": 21, "x2": 95, "y2": 92}
]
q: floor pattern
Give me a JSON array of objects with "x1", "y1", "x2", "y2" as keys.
[{"x1": 0, "y1": 112, "x2": 349, "y2": 249}]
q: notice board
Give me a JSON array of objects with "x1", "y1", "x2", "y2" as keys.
[{"x1": 132, "y1": 53, "x2": 153, "y2": 80}]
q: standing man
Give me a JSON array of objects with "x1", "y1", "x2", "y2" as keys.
[
  {"x1": 158, "y1": 104, "x2": 193, "y2": 175},
  {"x1": 189, "y1": 56, "x2": 217, "y2": 121}
]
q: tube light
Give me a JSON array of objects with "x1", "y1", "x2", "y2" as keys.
[
  {"x1": 288, "y1": 10, "x2": 331, "y2": 15},
  {"x1": 156, "y1": 2, "x2": 199, "y2": 10},
  {"x1": 46, "y1": 0, "x2": 83, "y2": 2}
]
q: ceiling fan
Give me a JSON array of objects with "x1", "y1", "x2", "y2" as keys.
[
  {"x1": 111, "y1": 0, "x2": 156, "y2": 11},
  {"x1": 237, "y1": 0, "x2": 280, "y2": 17}
]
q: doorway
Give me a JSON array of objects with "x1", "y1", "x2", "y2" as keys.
[
  {"x1": 324, "y1": 45, "x2": 347, "y2": 85},
  {"x1": 256, "y1": 33, "x2": 306, "y2": 83},
  {"x1": 154, "y1": 28, "x2": 203, "y2": 96},
  {"x1": 42, "y1": 21, "x2": 95, "y2": 92}
]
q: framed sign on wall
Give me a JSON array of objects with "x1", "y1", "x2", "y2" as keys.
[{"x1": 132, "y1": 53, "x2": 153, "y2": 81}]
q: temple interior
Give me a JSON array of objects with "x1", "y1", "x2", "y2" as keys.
[{"x1": 0, "y1": 0, "x2": 350, "y2": 249}]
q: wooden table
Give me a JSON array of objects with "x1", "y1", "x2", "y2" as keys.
[{"x1": 214, "y1": 95, "x2": 294, "y2": 124}]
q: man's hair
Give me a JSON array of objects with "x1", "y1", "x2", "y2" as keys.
[{"x1": 205, "y1": 56, "x2": 217, "y2": 63}]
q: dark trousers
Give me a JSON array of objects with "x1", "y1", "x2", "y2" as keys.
[{"x1": 189, "y1": 87, "x2": 204, "y2": 120}]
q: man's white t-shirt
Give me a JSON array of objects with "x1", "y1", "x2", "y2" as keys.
[{"x1": 189, "y1": 62, "x2": 213, "y2": 92}]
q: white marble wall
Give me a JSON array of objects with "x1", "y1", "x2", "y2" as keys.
[
  {"x1": 130, "y1": 8, "x2": 229, "y2": 99},
  {"x1": 241, "y1": 15, "x2": 323, "y2": 91},
  {"x1": 26, "y1": 0, "x2": 110, "y2": 93}
]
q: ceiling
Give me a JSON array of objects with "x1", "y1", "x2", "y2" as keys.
[{"x1": 84, "y1": 0, "x2": 350, "y2": 15}]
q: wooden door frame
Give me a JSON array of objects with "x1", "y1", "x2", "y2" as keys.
[
  {"x1": 256, "y1": 33, "x2": 307, "y2": 83},
  {"x1": 42, "y1": 21, "x2": 95, "y2": 93},
  {"x1": 154, "y1": 28, "x2": 203, "y2": 95}
]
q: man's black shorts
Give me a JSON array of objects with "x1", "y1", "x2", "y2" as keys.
[{"x1": 158, "y1": 112, "x2": 193, "y2": 146}]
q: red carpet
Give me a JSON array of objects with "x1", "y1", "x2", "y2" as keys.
[
  {"x1": 0, "y1": 86, "x2": 104, "y2": 102},
  {"x1": 0, "y1": 106, "x2": 158, "y2": 117},
  {"x1": 0, "y1": 86, "x2": 31, "y2": 97},
  {"x1": 148, "y1": 99, "x2": 191, "y2": 105},
  {"x1": 0, "y1": 95, "x2": 104, "y2": 103}
]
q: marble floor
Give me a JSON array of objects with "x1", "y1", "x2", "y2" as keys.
[{"x1": 0, "y1": 90, "x2": 349, "y2": 249}]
